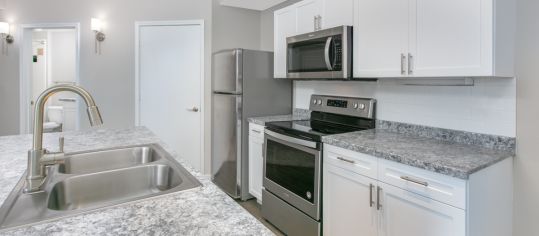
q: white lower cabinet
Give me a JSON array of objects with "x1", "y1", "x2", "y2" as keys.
[
  {"x1": 378, "y1": 182, "x2": 465, "y2": 236},
  {"x1": 323, "y1": 144, "x2": 513, "y2": 236},
  {"x1": 248, "y1": 123, "x2": 265, "y2": 203},
  {"x1": 323, "y1": 164, "x2": 378, "y2": 236}
]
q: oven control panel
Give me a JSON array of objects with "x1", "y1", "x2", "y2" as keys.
[{"x1": 310, "y1": 95, "x2": 375, "y2": 119}]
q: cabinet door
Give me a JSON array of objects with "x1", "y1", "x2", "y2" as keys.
[
  {"x1": 248, "y1": 135, "x2": 264, "y2": 202},
  {"x1": 408, "y1": 0, "x2": 490, "y2": 77},
  {"x1": 274, "y1": 7, "x2": 297, "y2": 78},
  {"x1": 323, "y1": 164, "x2": 378, "y2": 236},
  {"x1": 354, "y1": 0, "x2": 410, "y2": 78},
  {"x1": 321, "y1": 0, "x2": 355, "y2": 29},
  {"x1": 296, "y1": 0, "x2": 323, "y2": 34},
  {"x1": 378, "y1": 182, "x2": 466, "y2": 236}
]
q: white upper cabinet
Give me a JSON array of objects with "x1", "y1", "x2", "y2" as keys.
[
  {"x1": 321, "y1": 0, "x2": 355, "y2": 29},
  {"x1": 296, "y1": 0, "x2": 322, "y2": 34},
  {"x1": 274, "y1": 7, "x2": 297, "y2": 78},
  {"x1": 354, "y1": 0, "x2": 410, "y2": 78},
  {"x1": 354, "y1": 0, "x2": 515, "y2": 78}
]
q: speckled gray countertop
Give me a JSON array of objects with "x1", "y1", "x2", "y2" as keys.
[
  {"x1": 0, "y1": 127, "x2": 272, "y2": 236},
  {"x1": 323, "y1": 123, "x2": 515, "y2": 180},
  {"x1": 248, "y1": 109, "x2": 310, "y2": 126}
]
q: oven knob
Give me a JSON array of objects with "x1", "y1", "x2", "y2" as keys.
[
  {"x1": 358, "y1": 104, "x2": 366, "y2": 110},
  {"x1": 306, "y1": 191, "x2": 312, "y2": 199},
  {"x1": 313, "y1": 99, "x2": 317, "y2": 104},
  {"x1": 353, "y1": 103, "x2": 359, "y2": 109},
  {"x1": 317, "y1": 100, "x2": 322, "y2": 105}
]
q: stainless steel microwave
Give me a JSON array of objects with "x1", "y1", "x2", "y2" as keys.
[{"x1": 287, "y1": 25, "x2": 352, "y2": 79}]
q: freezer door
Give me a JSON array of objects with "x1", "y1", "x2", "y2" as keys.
[
  {"x1": 213, "y1": 49, "x2": 243, "y2": 94},
  {"x1": 211, "y1": 93, "x2": 243, "y2": 198}
]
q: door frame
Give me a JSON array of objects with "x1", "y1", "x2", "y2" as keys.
[
  {"x1": 134, "y1": 20, "x2": 206, "y2": 173},
  {"x1": 19, "y1": 22, "x2": 81, "y2": 134}
]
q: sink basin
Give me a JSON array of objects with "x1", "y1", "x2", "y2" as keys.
[
  {"x1": 0, "y1": 144, "x2": 201, "y2": 231},
  {"x1": 49, "y1": 164, "x2": 180, "y2": 211},
  {"x1": 58, "y1": 146, "x2": 159, "y2": 174}
]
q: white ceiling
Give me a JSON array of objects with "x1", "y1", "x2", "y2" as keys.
[{"x1": 219, "y1": 0, "x2": 287, "y2": 11}]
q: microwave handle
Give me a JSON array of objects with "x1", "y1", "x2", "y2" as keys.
[{"x1": 324, "y1": 37, "x2": 334, "y2": 71}]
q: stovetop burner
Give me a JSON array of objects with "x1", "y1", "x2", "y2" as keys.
[{"x1": 265, "y1": 95, "x2": 377, "y2": 142}]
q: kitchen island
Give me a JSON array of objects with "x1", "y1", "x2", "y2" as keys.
[{"x1": 0, "y1": 127, "x2": 272, "y2": 236}]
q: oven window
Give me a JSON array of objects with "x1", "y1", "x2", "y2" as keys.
[
  {"x1": 266, "y1": 139, "x2": 316, "y2": 203},
  {"x1": 288, "y1": 37, "x2": 330, "y2": 73}
]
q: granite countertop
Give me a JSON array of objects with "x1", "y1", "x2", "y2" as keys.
[
  {"x1": 322, "y1": 126, "x2": 515, "y2": 180},
  {"x1": 0, "y1": 127, "x2": 272, "y2": 236},
  {"x1": 248, "y1": 109, "x2": 311, "y2": 126}
]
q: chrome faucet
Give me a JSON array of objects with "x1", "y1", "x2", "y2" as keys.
[{"x1": 24, "y1": 85, "x2": 103, "y2": 194}]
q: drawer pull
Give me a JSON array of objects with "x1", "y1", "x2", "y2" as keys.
[
  {"x1": 400, "y1": 176, "x2": 429, "y2": 187},
  {"x1": 251, "y1": 130, "x2": 262, "y2": 134},
  {"x1": 337, "y1": 157, "x2": 355, "y2": 164}
]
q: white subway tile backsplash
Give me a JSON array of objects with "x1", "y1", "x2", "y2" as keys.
[{"x1": 294, "y1": 78, "x2": 516, "y2": 137}]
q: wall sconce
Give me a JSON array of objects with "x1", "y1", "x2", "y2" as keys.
[
  {"x1": 91, "y1": 18, "x2": 105, "y2": 54},
  {"x1": 0, "y1": 21, "x2": 14, "y2": 55}
]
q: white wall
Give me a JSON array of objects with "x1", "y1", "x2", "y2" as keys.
[
  {"x1": 295, "y1": 79, "x2": 516, "y2": 137},
  {"x1": 514, "y1": 0, "x2": 539, "y2": 235},
  {"x1": 261, "y1": 0, "x2": 516, "y2": 137},
  {"x1": 212, "y1": 1, "x2": 261, "y2": 52}
]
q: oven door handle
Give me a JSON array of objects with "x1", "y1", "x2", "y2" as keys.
[
  {"x1": 324, "y1": 36, "x2": 334, "y2": 71},
  {"x1": 265, "y1": 130, "x2": 318, "y2": 149}
]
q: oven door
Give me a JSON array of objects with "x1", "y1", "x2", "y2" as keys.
[
  {"x1": 263, "y1": 129, "x2": 321, "y2": 220},
  {"x1": 286, "y1": 26, "x2": 351, "y2": 79}
]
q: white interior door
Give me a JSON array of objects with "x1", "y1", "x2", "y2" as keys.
[{"x1": 138, "y1": 23, "x2": 203, "y2": 171}]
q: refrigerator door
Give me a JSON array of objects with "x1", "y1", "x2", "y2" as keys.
[
  {"x1": 213, "y1": 49, "x2": 243, "y2": 94},
  {"x1": 211, "y1": 93, "x2": 243, "y2": 198}
]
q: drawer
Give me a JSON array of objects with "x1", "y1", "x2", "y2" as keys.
[
  {"x1": 324, "y1": 145, "x2": 378, "y2": 179},
  {"x1": 378, "y1": 158, "x2": 467, "y2": 209},
  {"x1": 249, "y1": 123, "x2": 265, "y2": 139}
]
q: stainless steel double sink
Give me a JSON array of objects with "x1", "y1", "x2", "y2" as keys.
[{"x1": 0, "y1": 144, "x2": 202, "y2": 230}]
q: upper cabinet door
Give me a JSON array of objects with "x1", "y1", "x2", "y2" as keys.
[
  {"x1": 408, "y1": 0, "x2": 490, "y2": 77},
  {"x1": 378, "y1": 182, "x2": 466, "y2": 236},
  {"x1": 296, "y1": 0, "x2": 323, "y2": 34},
  {"x1": 354, "y1": 0, "x2": 410, "y2": 78},
  {"x1": 321, "y1": 0, "x2": 355, "y2": 29},
  {"x1": 274, "y1": 7, "x2": 297, "y2": 78}
]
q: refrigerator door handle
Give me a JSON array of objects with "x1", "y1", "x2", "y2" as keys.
[{"x1": 214, "y1": 90, "x2": 242, "y2": 95}]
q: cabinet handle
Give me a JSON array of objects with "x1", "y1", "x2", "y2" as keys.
[
  {"x1": 252, "y1": 130, "x2": 261, "y2": 134},
  {"x1": 314, "y1": 16, "x2": 318, "y2": 31},
  {"x1": 369, "y1": 184, "x2": 375, "y2": 207},
  {"x1": 401, "y1": 53, "x2": 406, "y2": 75},
  {"x1": 408, "y1": 53, "x2": 414, "y2": 75},
  {"x1": 376, "y1": 186, "x2": 382, "y2": 210},
  {"x1": 400, "y1": 176, "x2": 429, "y2": 187},
  {"x1": 337, "y1": 157, "x2": 355, "y2": 164}
]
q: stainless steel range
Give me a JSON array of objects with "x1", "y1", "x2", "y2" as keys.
[{"x1": 262, "y1": 95, "x2": 376, "y2": 236}]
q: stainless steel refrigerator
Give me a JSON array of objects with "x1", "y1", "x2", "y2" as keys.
[{"x1": 212, "y1": 49, "x2": 292, "y2": 200}]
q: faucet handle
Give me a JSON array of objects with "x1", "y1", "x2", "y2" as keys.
[{"x1": 59, "y1": 136, "x2": 64, "y2": 153}]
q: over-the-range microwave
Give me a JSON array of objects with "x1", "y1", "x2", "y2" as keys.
[{"x1": 287, "y1": 25, "x2": 352, "y2": 80}]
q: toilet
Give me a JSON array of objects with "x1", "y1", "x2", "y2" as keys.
[{"x1": 43, "y1": 106, "x2": 63, "y2": 133}]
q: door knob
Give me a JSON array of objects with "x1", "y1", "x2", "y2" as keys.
[{"x1": 188, "y1": 107, "x2": 199, "y2": 112}]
